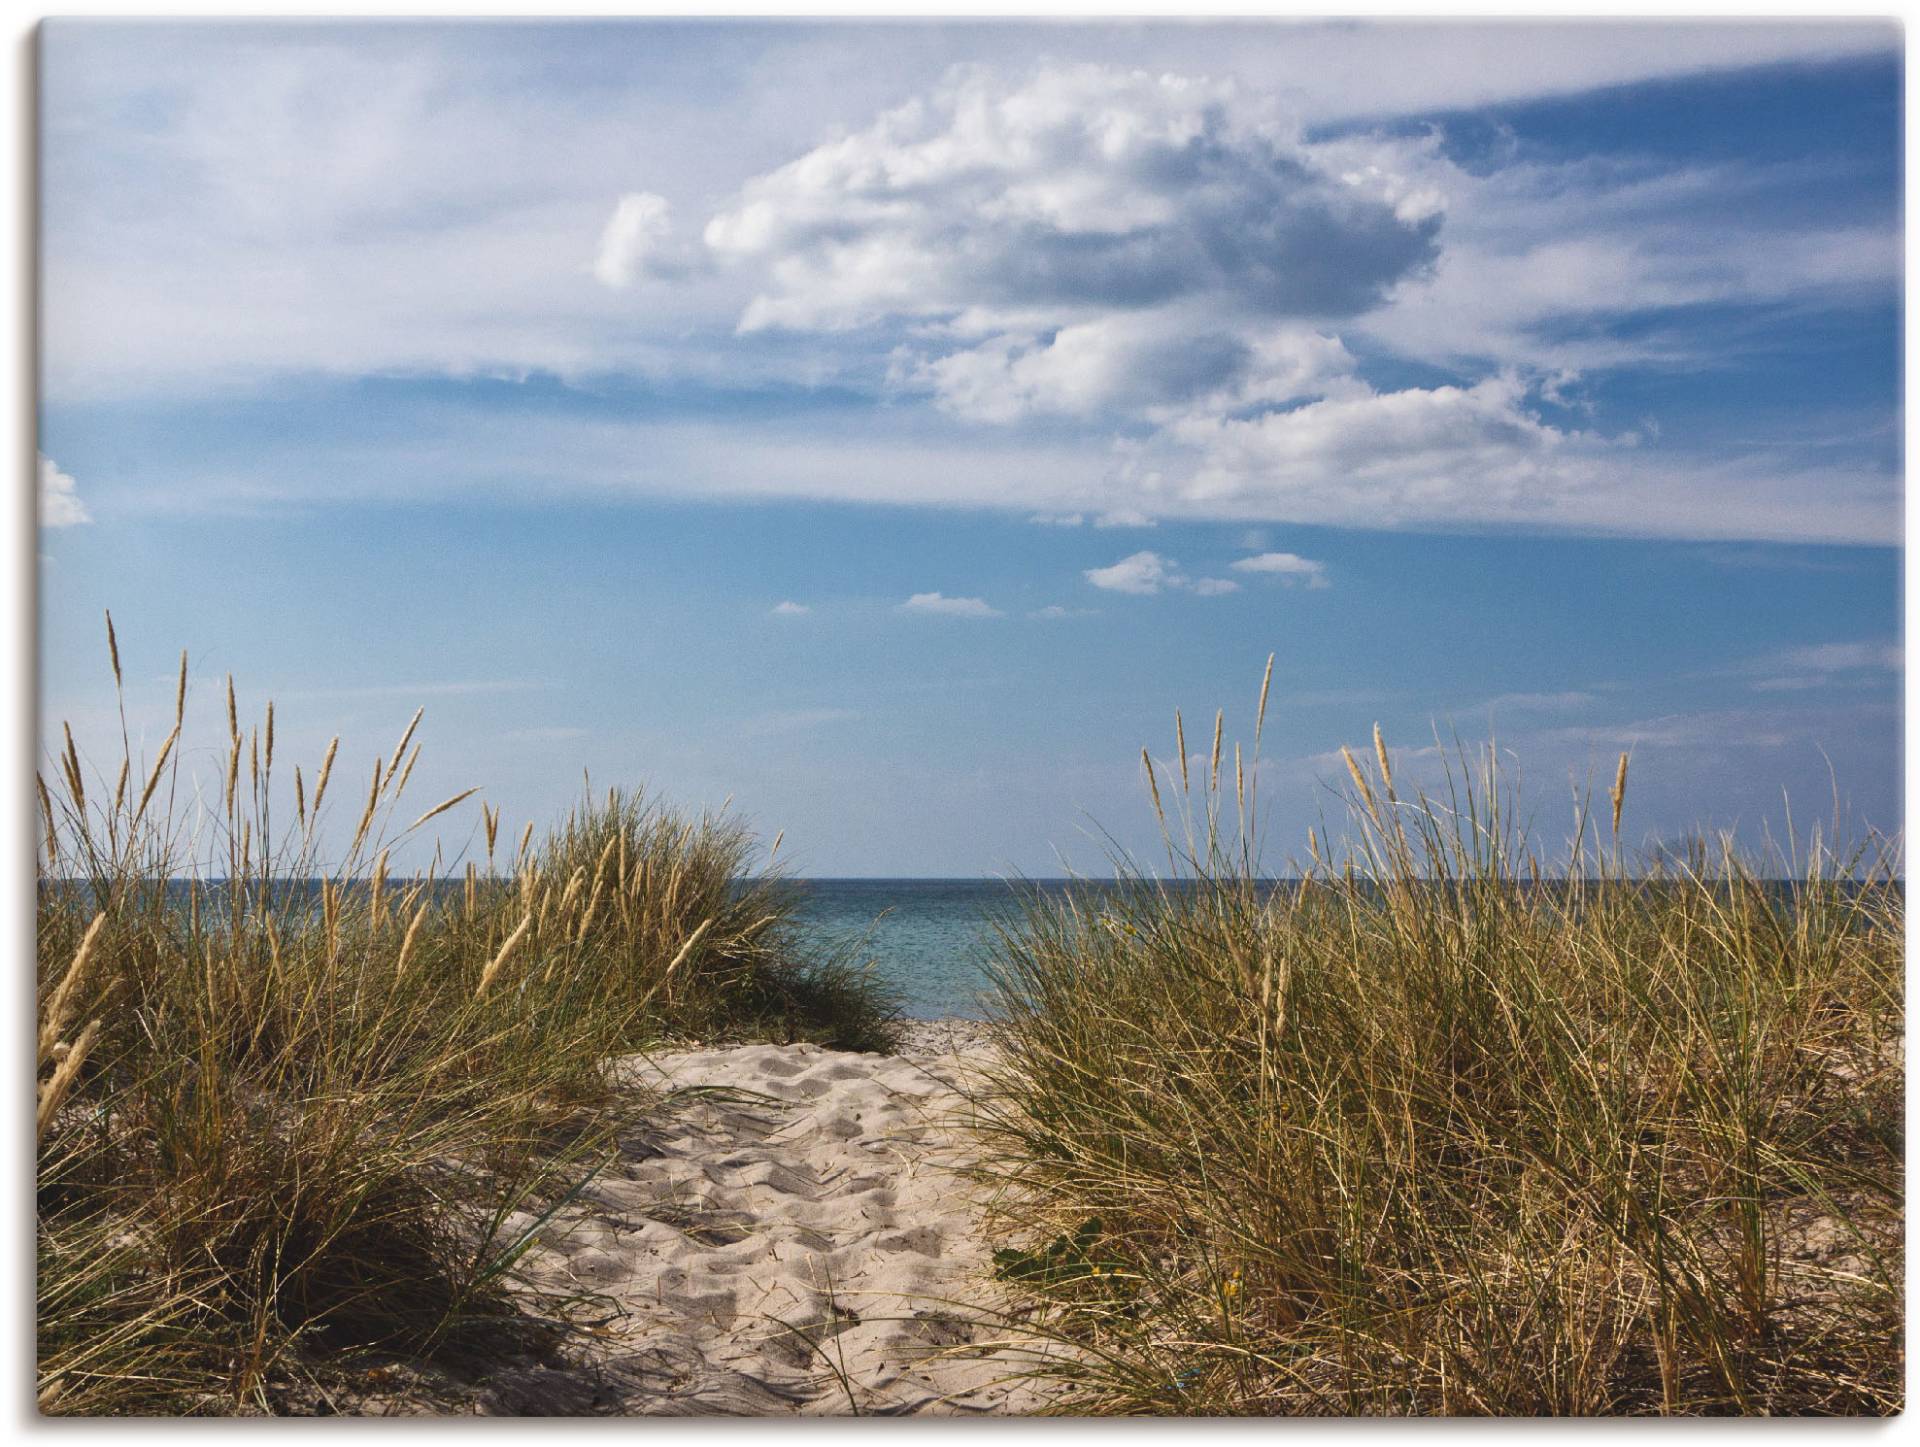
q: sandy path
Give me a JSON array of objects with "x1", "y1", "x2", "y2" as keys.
[{"x1": 486, "y1": 1030, "x2": 1059, "y2": 1415}]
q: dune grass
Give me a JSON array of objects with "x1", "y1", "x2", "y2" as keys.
[
  {"x1": 976, "y1": 672, "x2": 1903, "y2": 1415},
  {"x1": 35, "y1": 620, "x2": 898, "y2": 1415}
]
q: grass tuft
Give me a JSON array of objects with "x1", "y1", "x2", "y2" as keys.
[
  {"x1": 37, "y1": 621, "x2": 897, "y2": 1414},
  {"x1": 976, "y1": 701, "x2": 1903, "y2": 1416}
]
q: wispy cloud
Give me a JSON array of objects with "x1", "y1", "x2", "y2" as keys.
[
  {"x1": 1747, "y1": 640, "x2": 1903, "y2": 692},
  {"x1": 1472, "y1": 690, "x2": 1597, "y2": 714},
  {"x1": 1536, "y1": 709, "x2": 1799, "y2": 751},
  {"x1": 770, "y1": 600, "x2": 811, "y2": 616},
  {"x1": 899, "y1": 591, "x2": 1002, "y2": 618},
  {"x1": 1030, "y1": 604, "x2": 1100, "y2": 620},
  {"x1": 1774, "y1": 642, "x2": 1902, "y2": 674}
]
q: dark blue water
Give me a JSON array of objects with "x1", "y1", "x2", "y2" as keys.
[{"x1": 788, "y1": 879, "x2": 1060, "y2": 1020}]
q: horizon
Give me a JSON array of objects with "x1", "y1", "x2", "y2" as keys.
[
  {"x1": 62, "y1": 868, "x2": 1902, "y2": 887},
  {"x1": 38, "y1": 19, "x2": 1903, "y2": 876}
]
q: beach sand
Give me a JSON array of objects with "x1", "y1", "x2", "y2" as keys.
[{"x1": 339, "y1": 1021, "x2": 1059, "y2": 1415}]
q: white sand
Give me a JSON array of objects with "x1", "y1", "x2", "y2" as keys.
[{"x1": 480, "y1": 1029, "x2": 1062, "y2": 1416}]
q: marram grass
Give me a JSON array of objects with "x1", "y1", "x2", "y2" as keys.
[
  {"x1": 975, "y1": 675, "x2": 1903, "y2": 1416},
  {"x1": 37, "y1": 625, "x2": 1902, "y2": 1417},
  {"x1": 36, "y1": 618, "x2": 898, "y2": 1415}
]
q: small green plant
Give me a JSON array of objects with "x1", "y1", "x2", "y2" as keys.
[{"x1": 992, "y1": 1217, "x2": 1118, "y2": 1287}]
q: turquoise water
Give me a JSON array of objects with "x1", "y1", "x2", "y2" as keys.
[{"x1": 789, "y1": 879, "x2": 1059, "y2": 1019}]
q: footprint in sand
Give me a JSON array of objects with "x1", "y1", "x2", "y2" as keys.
[{"x1": 481, "y1": 1035, "x2": 1065, "y2": 1415}]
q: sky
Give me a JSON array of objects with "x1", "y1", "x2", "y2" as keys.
[{"x1": 37, "y1": 19, "x2": 1903, "y2": 877}]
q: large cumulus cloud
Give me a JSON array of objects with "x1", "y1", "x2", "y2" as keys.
[
  {"x1": 696, "y1": 65, "x2": 1440, "y2": 432},
  {"x1": 684, "y1": 65, "x2": 1633, "y2": 529},
  {"x1": 704, "y1": 65, "x2": 1440, "y2": 331}
]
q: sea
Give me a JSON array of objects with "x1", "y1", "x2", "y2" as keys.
[{"x1": 787, "y1": 878, "x2": 1069, "y2": 1020}]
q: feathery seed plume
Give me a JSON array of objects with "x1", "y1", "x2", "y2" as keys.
[{"x1": 476, "y1": 912, "x2": 533, "y2": 995}]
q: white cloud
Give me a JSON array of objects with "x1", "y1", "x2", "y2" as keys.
[
  {"x1": 899, "y1": 591, "x2": 1002, "y2": 618},
  {"x1": 683, "y1": 64, "x2": 1897, "y2": 543},
  {"x1": 38, "y1": 455, "x2": 90, "y2": 527},
  {"x1": 593, "y1": 192, "x2": 675, "y2": 289},
  {"x1": 706, "y1": 65, "x2": 1440, "y2": 332},
  {"x1": 770, "y1": 600, "x2": 811, "y2": 616},
  {"x1": 918, "y1": 313, "x2": 1356, "y2": 426},
  {"x1": 1030, "y1": 603, "x2": 1098, "y2": 619},
  {"x1": 36, "y1": 34, "x2": 1902, "y2": 546},
  {"x1": 1207, "y1": 22, "x2": 1892, "y2": 126},
  {"x1": 1085, "y1": 550, "x2": 1179, "y2": 595},
  {"x1": 130, "y1": 400, "x2": 1892, "y2": 546},
  {"x1": 708, "y1": 64, "x2": 1435, "y2": 440},
  {"x1": 41, "y1": 28, "x2": 1897, "y2": 401},
  {"x1": 1170, "y1": 373, "x2": 1583, "y2": 525},
  {"x1": 1342, "y1": 142, "x2": 1903, "y2": 378},
  {"x1": 1123, "y1": 370, "x2": 1894, "y2": 542},
  {"x1": 1083, "y1": 551, "x2": 1240, "y2": 597},
  {"x1": 1231, "y1": 550, "x2": 1328, "y2": 587}
]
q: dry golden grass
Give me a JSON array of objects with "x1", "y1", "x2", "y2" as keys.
[
  {"x1": 976, "y1": 684, "x2": 1903, "y2": 1416},
  {"x1": 36, "y1": 617, "x2": 898, "y2": 1415}
]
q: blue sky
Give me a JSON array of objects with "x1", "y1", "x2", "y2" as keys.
[{"x1": 38, "y1": 20, "x2": 1902, "y2": 876}]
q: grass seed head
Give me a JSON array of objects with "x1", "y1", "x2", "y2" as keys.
[
  {"x1": 476, "y1": 911, "x2": 533, "y2": 996},
  {"x1": 406, "y1": 787, "x2": 479, "y2": 836},
  {"x1": 311, "y1": 736, "x2": 340, "y2": 818},
  {"x1": 36, "y1": 1018, "x2": 101, "y2": 1140}
]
